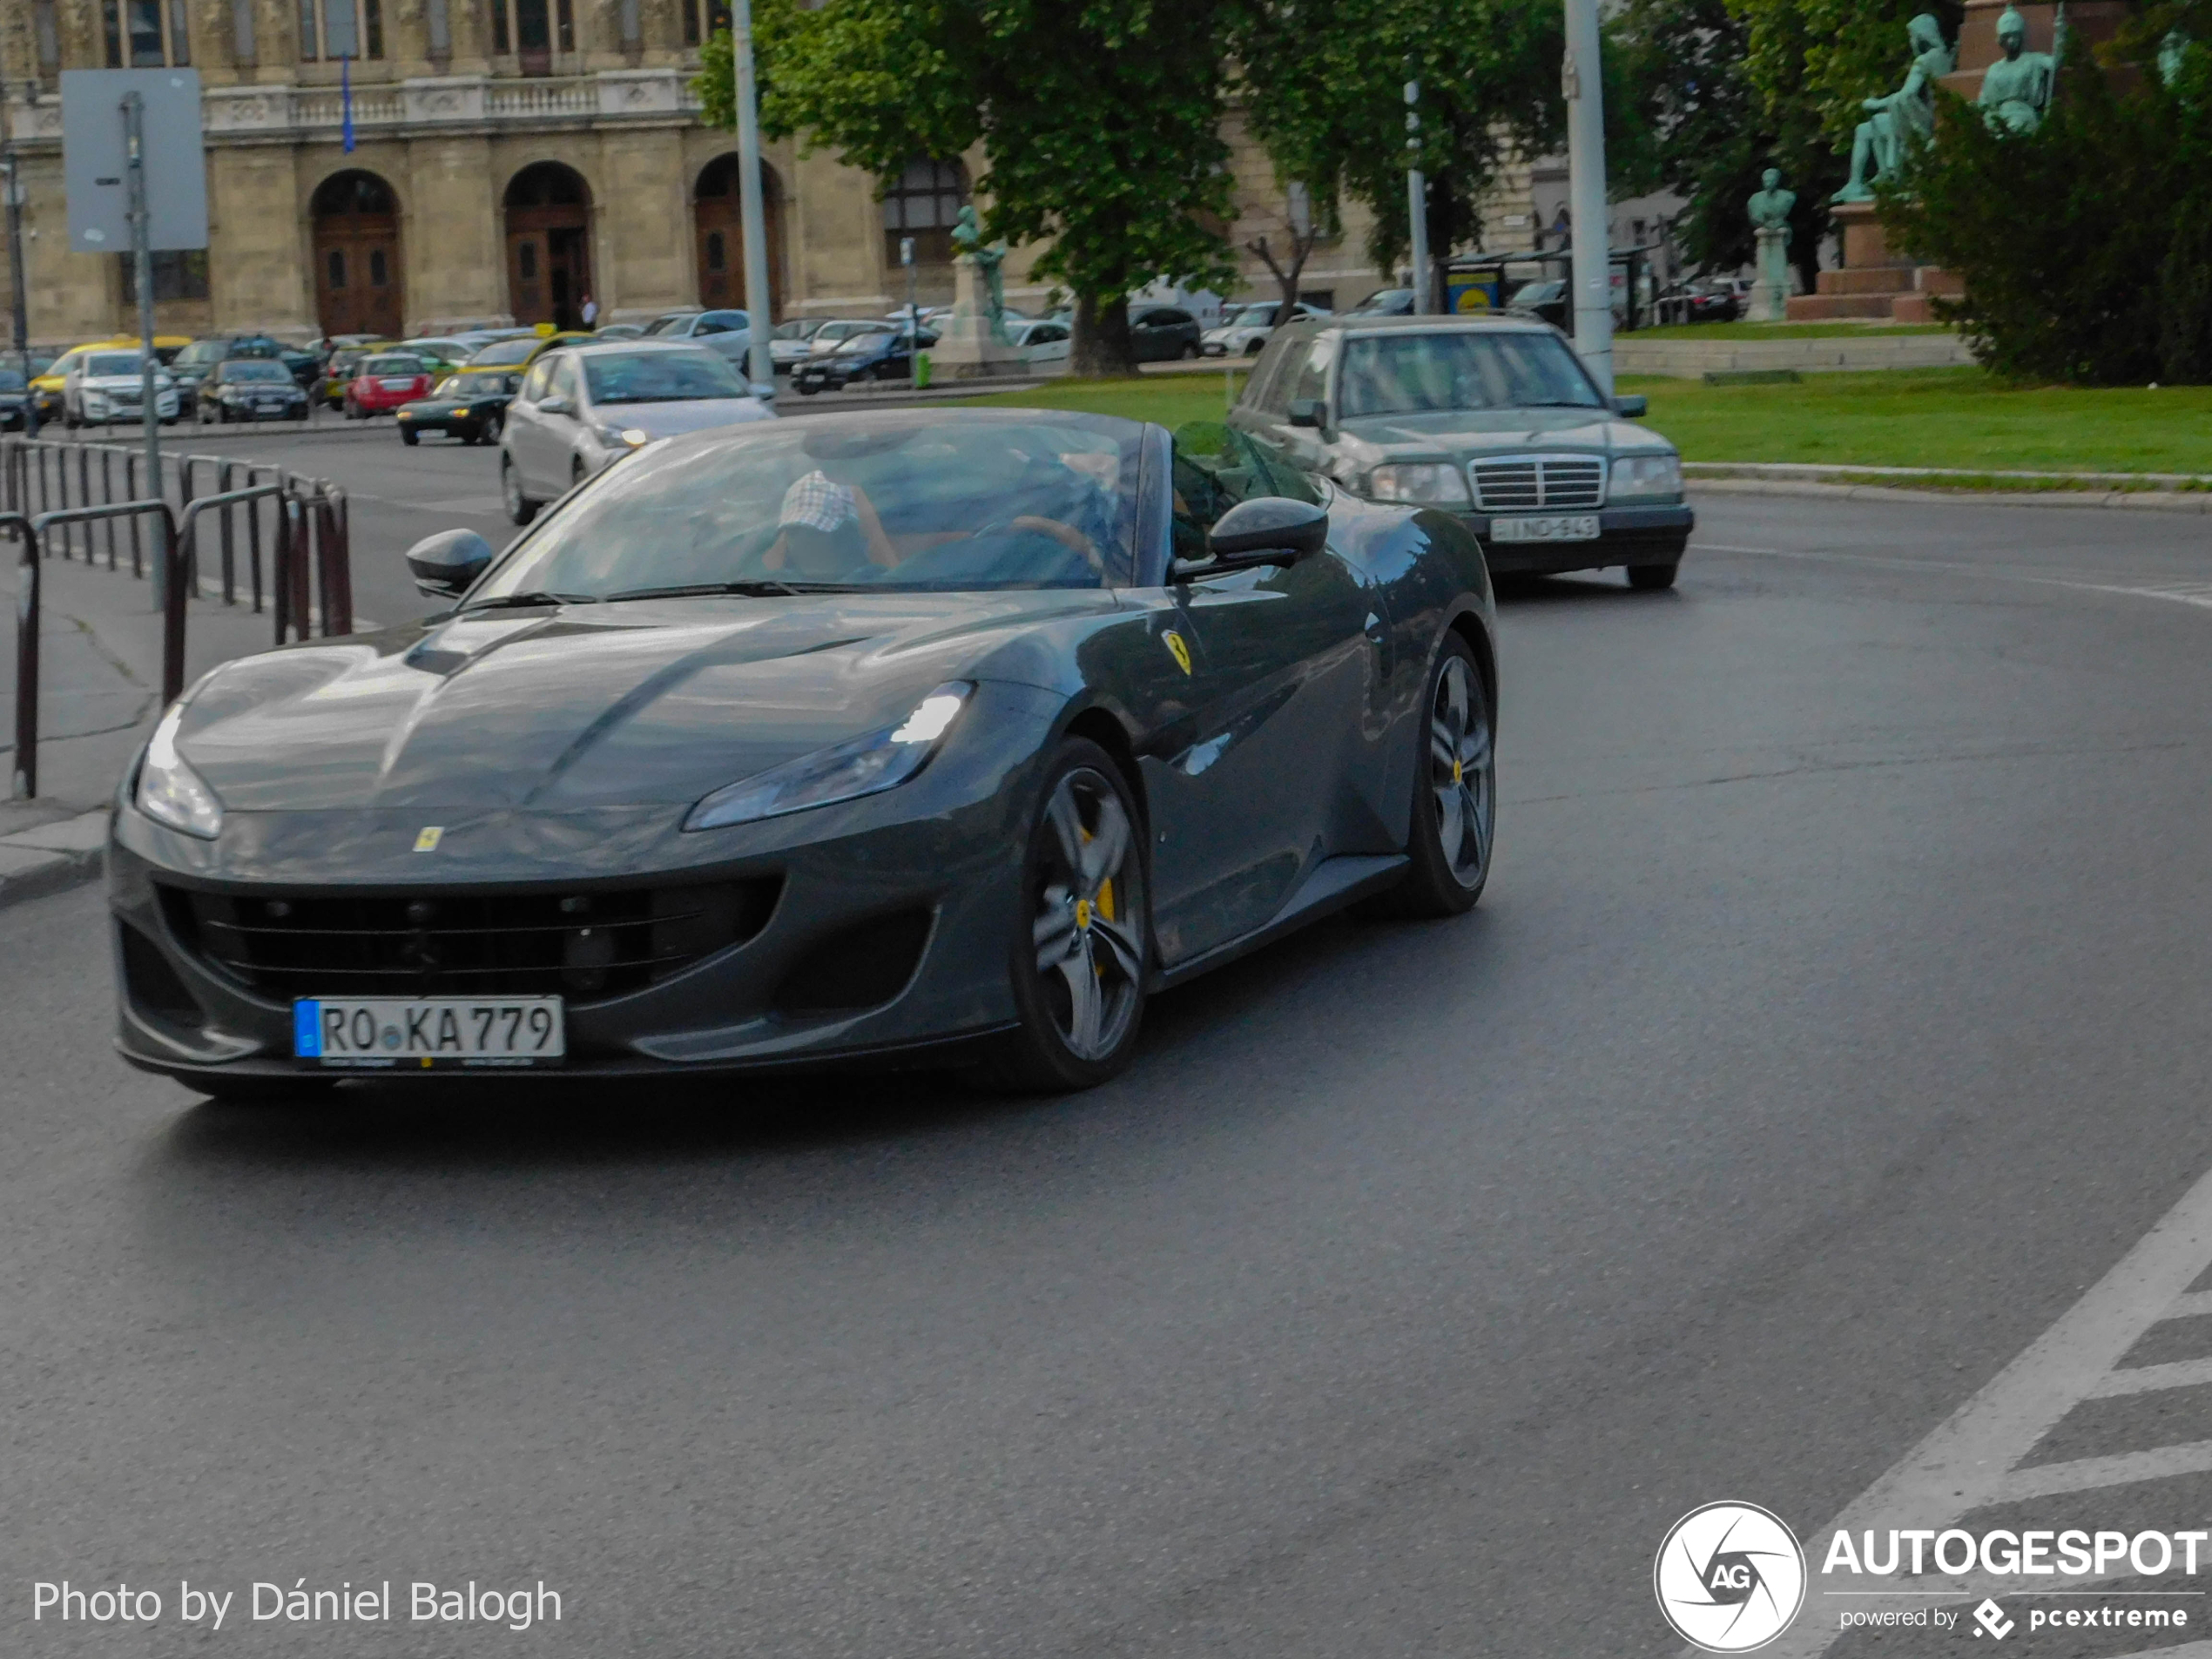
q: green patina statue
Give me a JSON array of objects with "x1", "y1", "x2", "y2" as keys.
[
  {"x1": 1979, "y1": 3, "x2": 2066, "y2": 132},
  {"x1": 1746, "y1": 167, "x2": 1797, "y2": 321},
  {"x1": 950, "y1": 206, "x2": 1012, "y2": 343},
  {"x1": 1748, "y1": 168, "x2": 1795, "y2": 234},
  {"x1": 1833, "y1": 14, "x2": 1954, "y2": 203}
]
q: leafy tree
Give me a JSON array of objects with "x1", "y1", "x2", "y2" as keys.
[
  {"x1": 1233, "y1": 0, "x2": 1567, "y2": 293},
  {"x1": 697, "y1": 0, "x2": 1238, "y2": 375}
]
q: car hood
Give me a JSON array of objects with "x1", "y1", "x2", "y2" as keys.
[
  {"x1": 594, "y1": 397, "x2": 773, "y2": 436},
  {"x1": 83, "y1": 374, "x2": 169, "y2": 391},
  {"x1": 1333, "y1": 407, "x2": 1671, "y2": 460},
  {"x1": 173, "y1": 590, "x2": 1118, "y2": 813}
]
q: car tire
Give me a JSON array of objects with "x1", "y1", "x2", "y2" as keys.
[
  {"x1": 1367, "y1": 633, "x2": 1494, "y2": 920},
  {"x1": 502, "y1": 456, "x2": 538, "y2": 527},
  {"x1": 400, "y1": 425, "x2": 419, "y2": 447},
  {"x1": 1626, "y1": 560, "x2": 1680, "y2": 591},
  {"x1": 1244, "y1": 341, "x2": 1264, "y2": 355},
  {"x1": 479, "y1": 412, "x2": 502, "y2": 445},
  {"x1": 1180, "y1": 341, "x2": 1201, "y2": 360},
  {"x1": 973, "y1": 738, "x2": 1150, "y2": 1094}
]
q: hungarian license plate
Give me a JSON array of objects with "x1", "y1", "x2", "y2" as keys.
[
  {"x1": 293, "y1": 997, "x2": 565, "y2": 1068},
  {"x1": 1489, "y1": 514, "x2": 1601, "y2": 543},
  {"x1": 381, "y1": 378, "x2": 416, "y2": 390}
]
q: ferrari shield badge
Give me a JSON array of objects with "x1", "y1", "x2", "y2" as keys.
[
  {"x1": 413, "y1": 826, "x2": 444, "y2": 853},
  {"x1": 1163, "y1": 631, "x2": 1192, "y2": 675}
]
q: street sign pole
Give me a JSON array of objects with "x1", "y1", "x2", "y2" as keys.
[
  {"x1": 901, "y1": 234, "x2": 916, "y2": 378},
  {"x1": 122, "y1": 91, "x2": 164, "y2": 608},
  {"x1": 730, "y1": 0, "x2": 775, "y2": 395},
  {"x1": 1404, "y1": 79, "x2": 1430, "y2": 314},
  {"x1": 1562, "y1": 0, "x2": 1614, "y2": 392},
  {"x1": 3, "y1": 115, "x2": 33, "y2": 441}
]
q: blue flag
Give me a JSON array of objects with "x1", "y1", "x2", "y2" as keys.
[{"x1": 341, "y1": 55, "x2": 354, "y2": 153}]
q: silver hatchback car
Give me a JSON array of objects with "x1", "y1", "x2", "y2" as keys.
[{"x1": 499, "y1": 340, "x2": 774, "y2": 525}]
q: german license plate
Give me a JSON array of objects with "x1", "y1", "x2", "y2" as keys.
[
  {"x1": 293, "y1": 997, "x2": 565, "y2": 1068},
  {"x1": 1489, "y1": 514, "x2": 1601, "y2": 543}
]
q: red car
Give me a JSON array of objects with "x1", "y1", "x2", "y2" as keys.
[{"x1": 343, "y1": 352, "x2": 433, "y2": 419}]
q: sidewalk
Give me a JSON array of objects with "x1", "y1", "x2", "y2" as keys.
[{"x1": 0, "y1": 546, "x2": 285, "y2": 842}]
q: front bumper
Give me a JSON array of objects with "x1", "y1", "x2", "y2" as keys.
[
  {"x1": 108, "y1": 681, "x2": 1064, "y2": 1087},
  {"x1": 1471, "y1": 502, "x2": 1694, "y2": 574},
  {"x1": 84, "y1": 395, "x2": 180, "y2": 422}
]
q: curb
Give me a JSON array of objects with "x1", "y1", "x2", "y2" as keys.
[
  {"x1": 1689, "y1": 477, "x2": 2212, "y2": 513},
  {"x1": 0, "y1": 810, "x2": 108, "y2": 912}
]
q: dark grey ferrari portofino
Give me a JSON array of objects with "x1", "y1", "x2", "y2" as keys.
[{"x1": 109, "y1": 408, "x2": 1498, "y2": 1096}]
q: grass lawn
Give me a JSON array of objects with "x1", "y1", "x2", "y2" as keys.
[
  {"x1": 1626, "y1": 320, "x2": 1950, "y2": 341},
  {"x1": 964, "y1": 367, "x2": 2212, "y2": 477}
]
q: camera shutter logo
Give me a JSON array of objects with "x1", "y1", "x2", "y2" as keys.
[{"x1": 1654, "y1": 1501, "x2": 1806, "y2": 1652}]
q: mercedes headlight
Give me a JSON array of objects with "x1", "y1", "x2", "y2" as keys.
[
  {"x1": 1609, "y1": 452, "x2": 1683, "y2": 502},
  {"x1": 684, "y1": 683, "x2": 972, "y2": 831},
  {"x1": 1364, "y1": 462, "x2": 1472, "y2": 506},
  {"x1": 135, "y1": 703, "x2": 223, "y2": 839}
]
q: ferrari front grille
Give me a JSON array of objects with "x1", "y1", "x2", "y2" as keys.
[
  {"x1": 159, "y1": 877, "x2": 782, "y2": 1003},
  {"x1": 1468, "y1": 455, "x2": 1608, "y2": 511}
]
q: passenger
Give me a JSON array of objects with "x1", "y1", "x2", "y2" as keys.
[{"x1": 765, "y1": 468, "x2": 900, "y2": 575}]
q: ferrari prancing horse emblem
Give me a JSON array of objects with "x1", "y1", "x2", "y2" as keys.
[
  {"x1": 413, "y1": 826, "x2": 444, "y2": 853},
  {"x1": 1163, "y1": 630, "x2": 1191, "y2": 675}
]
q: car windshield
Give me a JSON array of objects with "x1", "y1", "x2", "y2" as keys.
[
  {"x1": 364, "y1": 356, "x2": 422, "y2": 375},
  {"x1": 642, "y1": 315, "x2": 698, "y2": 337},
  {"x1": 774, "y1": 320, "x2": 822, "y2": 341},
  {"x1": 224, "y1": 361, "x2": 289, "y2": 382},
  {"x1": 1335, "y1": 331, "x2": 1605, "y2": 417},
  {"x1": 832, "y1": 330, "x2": 895, "y2": 355},
  {"x1": 581, "y1": 349, "x2": 749, "y2": 404},
  {"x1": 473, "y1": 415, "x2": 1139, "y2": 599},
  {"x1": 815, "y1": 321, "x2": 880, "y2": 343},
  {"x1": 0, "y1": 369, "x2": 24, "y2": 392},
  {"x1": 1226, "y1": 303, "x2": 1280, "y2": 327},
  {"x1": 436, "y1": 370, "x2": 518, "y2": 395},
  {"x1": 1349, "y1": 290, "x2": 1413, "y2": 314},
  {"x1": 468, "y1": 339, "x2": 537, "y2": 366},
  {"x1": 85, "y1": 354, "x2": 146, "y2": 377}
]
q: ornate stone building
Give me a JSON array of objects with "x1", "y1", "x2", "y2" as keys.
[{"x1": 0, "y1": 0, "x2": 1396, "y2": 345}]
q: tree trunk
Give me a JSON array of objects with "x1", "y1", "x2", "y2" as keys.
[{"x1": 1069, "y1": 293, "x2": 1136, "y2": 377}]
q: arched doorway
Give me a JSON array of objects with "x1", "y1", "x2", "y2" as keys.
[
  {"x1": 505, "y1": 162, "x2": 593, "y2": 330},
  {"x1": 694, "y1": 155, "x2": 783, "y2": 318},
  {"x1": 311, "y1": 171, "x2": 403, "y2": 340}
]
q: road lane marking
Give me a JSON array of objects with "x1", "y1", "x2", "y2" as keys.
[
  {"x1": 2067, "y1": 580, "x2": 2212, "y2": 610},
  {"x1": 2089, "y1": 1358, "x2": 2212, "y2": 1398},
  {"x1": 1718, "y1": 1156, "x2": 2212, "y2": 1657},
  {"x1": 2106, "y1": 1642, "x2": 2212, "y2": 1659}
]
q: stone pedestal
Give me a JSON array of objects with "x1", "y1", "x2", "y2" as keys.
[
  {"x1": 1784, "y1": 201, "x2": 1960, "y2": 321},
  {"x1": 1748, "y1": 227, "x2": 1791, "y2": 322},
  {"x1": 930, "y1": 256, "x2": 1027, "y2": 381}
]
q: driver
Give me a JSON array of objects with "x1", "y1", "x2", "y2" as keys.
[{"x1": 766, "y1": 468, "x2": 900, "y2": 576}]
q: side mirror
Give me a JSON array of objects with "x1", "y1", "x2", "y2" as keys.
[
  {"x1": 1612, "y1": 394, "x2": 1648, "y2": 418},
  {"x1": 406, "y1": 529, "x2": 496, "y2": 600},
  {"x1": 537, "y1": 395, "x2": 570, "y2": 415},
  {"x1": 1171, "y1": 496, "x2": 1329, "y2": 580},
  {"x1": 1287, "y1": 397, "x2": 1326, "y2": 428}
]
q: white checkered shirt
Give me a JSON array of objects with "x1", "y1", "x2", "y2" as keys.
[{"x1": 779, "y1": 470, "x2": 859, "y2": 533}]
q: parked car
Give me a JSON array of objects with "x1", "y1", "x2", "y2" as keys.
[
  {"x1": 1660, "y1": 280, "x2": 1741, "y2": 325},
  {"x1": 639, "y1": 308, "x2": 752, "y2": 364},
  {"x1": 464, "y1": 332, "x2": 593, "y2": 371},
  {"x1": 1228, "y1": 314, "x2": 1691, "y2": 588},
  {"x1": 1343, "y1": 288, "x2": 1417, "y2": 318},
  {"x1": 500, "y1": 341, "x2": 773, "y2": 523},
  {"x1": 320, "y1": 342, "x2": 389, "y2": 409},
  {"x1": 343, "y1": 352, "x2": 435, "y2": 419},
  {"x1": 62, "y1": 347, "x2": 180, "y2": 428},
  {"x1": 799, "y1": 319, "x2": 899, "y2": 364},
  {"x1": 110, "y1": 408, "x2": 1498, "y2": 1099},
  {"x1": 1127, "y1": 304, "x2": 1203, "y2": 362},
  {"x1": 1007, "y1": 317, "x2": 1072, "y2": 365},
  {"x1": 394, "y1": 366, "x2": 522, "y2": 446},
  {"x1": 196, "y1": 358, "x2": 311, "y2": 424},
  {"x1": 33, "y1": 337, "x2": 190, "y2": 423},
  {"x1": 169, "y1": 335, "x2": 287, "y2": 415},
  {"x1": 593, "y1": 322, "x2": 647, "y2": 340},
  {"x1": 769, "y1": 316, "x2": 833, "y2": 374},
  {"x1": 1506, "y1": 279, "x2": 1568, "y2": 328},
  {"x1": 0, "y1": 366, "x2": 26, "y2": 429},
  {"x1": 792, "y1": 326, "x2": 938, "y2": 395},
  {"x1": 399, "y1": 337, "x2": 477, "y2": 373},
  {"x1": 1201, "y1": 300, "x2": 1331, "y2": 358}
]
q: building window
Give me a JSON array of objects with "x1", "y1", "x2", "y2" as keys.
[
  {"x1": 119, "y1": 251, "x2": 211, "y2": 303},
  {"x1": 684, "y1": 0, "x2": 731, "y2": 45},
  {"x1": 34, "y1": 2, "x2": 60, "y2": 78},
  {"x1": 232, "y1": 0, "x2": 255, "y2": 62},
  {"x1": 104, "y1": 0, "x2": 191, "y2": 66},
  {"x1": 491, "y1": 0, "x2": 574, "y2": 61},
  {"x1": 297, "y1": 0, "x2": 385, "y2": 60},
  {"x1": 881, "y1": 158, "x2": 968, "y2": 266}
]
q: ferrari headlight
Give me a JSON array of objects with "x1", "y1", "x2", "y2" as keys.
[
  {"x1": 1609, "y1": 452, "x2": 1683, "y2": 502},
  {"x1": 135, "y1": 703, "x2": 222, "y2": 839},
  {"x1": 684, "y1": 682, "x2": 972, "y2": 831},
  {"x1": 1364, "y1": 462, "x2": 1471, "y2": 506}
]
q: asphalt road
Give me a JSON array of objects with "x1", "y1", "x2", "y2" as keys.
[{"x1": 12, "y1": 489, "x2": 2212, "y2": 1656}]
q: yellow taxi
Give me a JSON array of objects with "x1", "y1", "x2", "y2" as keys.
[{"x1": 32, "y1": 336, "x2": 192, "y2": 422}]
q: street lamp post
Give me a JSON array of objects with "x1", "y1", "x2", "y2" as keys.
[
  {"x1": 1404, "y1": 78, "x2": 1430, "y2": 315},
  {"x1": 2, "y1": 77, "x2": 34, "y2": 439},
  {"x1": 729, "y1": 0, "x2": 776, "y2": 395},
  {"x1": 1562, "y1": 0, "x2": 1614, "y2": 393}
]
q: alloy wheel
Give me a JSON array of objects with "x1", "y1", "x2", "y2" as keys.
[
  {"x1": 1428, "y1": 653, "x2": 1494, "y2": 888},
  {"x1": 1029, "y1": 767, "x2": 1145, "y2": 1062}
]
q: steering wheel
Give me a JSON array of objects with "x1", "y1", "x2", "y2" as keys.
[{"x1": 968, "y1": 514, "x2": 1106, "y2": 577}]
